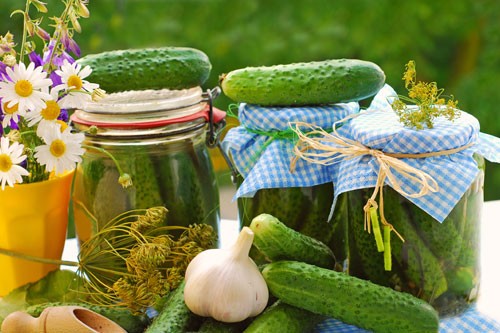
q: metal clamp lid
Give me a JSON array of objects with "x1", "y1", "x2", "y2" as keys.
[{"x1": 203, "y1": 86, "x2": 225, "y2": 148}]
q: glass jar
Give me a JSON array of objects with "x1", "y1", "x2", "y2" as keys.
[
  {"x1": 237, "y1": 175, "x2": 347, "y2": 270},
  {"x1": 347, "y1": 155, "x2": 484, "y2": 317},
  {"x1": 71, "y1": 87, "x2": 224, "y2": 246}
]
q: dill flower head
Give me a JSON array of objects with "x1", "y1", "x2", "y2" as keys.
[
  {"x1": 78, "y1": 207, "x2": 217, "y2": 312},
  {"x1": 391, "y1": 60, "x2": 460, "y2": 130}
]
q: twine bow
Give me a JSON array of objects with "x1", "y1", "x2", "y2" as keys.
[{"x1": 290, "y1": 115, "x2": 473, "y2": 270}]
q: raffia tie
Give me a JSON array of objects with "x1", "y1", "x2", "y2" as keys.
[{"x1": 289, "y1": 118, "x2": 474, "y2": 242}]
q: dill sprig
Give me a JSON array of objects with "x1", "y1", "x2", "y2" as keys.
[
  {"x1": 77, "y1": 206, "x2": 217, "y2": 313},
  {"x1": 391, "y1": 60, "x2": 459, "y2": 130}
]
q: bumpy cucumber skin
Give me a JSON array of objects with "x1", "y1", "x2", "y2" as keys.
[
  {"x1": 238, "y1": 181, "x2": 346, "y2": 267},
  {"x1": 145, "y1": 280, "x2": 202, "y2": 333},
  {"x1": 243, "y1": 301, "x2": 325, "y2": 333},
  {"x1": 249, "y1": 213, "x2": 336, "y2": 269},
  {"x1": 197, "y1": 318, "x2": 252, "y2": 333},
  {"x1": 263, "y1": 261, "x2": 439, "y2": 333},
  {"x1": 25, "y1": 302, "x2": 150, "y2": 333},
  {"x1": 220, "y1": 59, "x2": 385, "y2": 106},
  {"x1": 77, "y1": 47, "x2": 212, "y2": 92},
  {"x1": 383, "y1": 187, "x2": 448, "y2": 301},
  {"x1": 347, "y1": 190, "x2": 394, "y2": 286}
]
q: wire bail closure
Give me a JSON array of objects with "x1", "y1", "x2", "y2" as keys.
[{"x1": 203, "y1": 86, "x2": 224, "y2": 148}]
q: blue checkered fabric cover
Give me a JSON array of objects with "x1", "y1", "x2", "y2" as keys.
[
  {"x1": 221, "y1": 84, "x2": 500, "y2": 223},
  {"x1": 221, "y1": 102, "x2": 359, "y2": 197},
  {"x1": 314, "y1": 304, "x2": 500, "y2": 332}
]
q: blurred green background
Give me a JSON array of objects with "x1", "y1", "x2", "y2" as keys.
[{"x1": 1, "y1": 0, "x2": 499, "y2": 201}]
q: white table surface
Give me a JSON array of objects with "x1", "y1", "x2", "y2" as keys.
[
  {"x1": 476, "y1": 200, "x2": 500, "y2": 321},
  {"x1": 62, "y1": 200, "x2": 500, "y2": 321}
]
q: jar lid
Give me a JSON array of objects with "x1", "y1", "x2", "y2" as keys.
[{"x1": 71, "y1": 87, "x2": 208, "y2": 128}]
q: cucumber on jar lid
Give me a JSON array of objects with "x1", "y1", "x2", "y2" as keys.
[
  {"x1": 77, "y1": 47, "x2": 212, "y2": 93},
  {"x1": 220, "y1": 58, "x2": 385, "y2": 106}
]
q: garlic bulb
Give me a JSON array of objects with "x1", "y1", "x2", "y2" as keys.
[{"x1": 183, "y1": 226, "x2": 269, "y2": 323}]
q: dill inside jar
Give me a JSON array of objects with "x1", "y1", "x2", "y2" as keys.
[{"x1": 71, "y1": 87, "x2": 225, "y2": 246}]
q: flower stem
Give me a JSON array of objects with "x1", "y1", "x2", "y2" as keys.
[
  {"x1": 81, "y1": 144, "x2": 127, "y2": 176},
  {"x1": 45, "y1": 0, "x2": 77, "y2": 69},
  {"x1": 0, "y1": 247, "x2": 79, "y2": 267},
  {"x1": 18, "y1": 0, "x2": 31, "y2": 62}
]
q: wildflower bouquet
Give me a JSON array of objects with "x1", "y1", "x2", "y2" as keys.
[{"x1": 0, "y1": 0, "x2": 101, "y2": 190}]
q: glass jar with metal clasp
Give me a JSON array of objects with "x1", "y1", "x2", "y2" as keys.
[{"x1": 71, "y1": 87, "x2": 226, "y2": 247}]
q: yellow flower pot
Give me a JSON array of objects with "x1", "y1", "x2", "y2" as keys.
[{"x1": 0, "y1": 171, "x2": 74, "y2": 296}]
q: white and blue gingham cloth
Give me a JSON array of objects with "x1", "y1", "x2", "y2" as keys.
[
  {"x1": 222, "y1": 102, "x2": 359, "y2": 197},
  {"x1": 315, "y1": 304, "x2": 500, "y2": 332},
  {"x1": 222, "y1": 84, "x2": 500, "y2": 223}
]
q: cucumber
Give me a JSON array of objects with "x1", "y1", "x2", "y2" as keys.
[
  {"x1": 145, "y1": 280, "x2": 202, "y2": 333},
  {"x1": 156, "y1": 146, "x2": 219, "y2": 228},
  {"x1": 347, "y1": 189, "x2": 394, "y2": 286},
  {"x1": 77, "y1": 47, "x2": 212, "y2": 93},
  {"x1": 403, "y1": 197, "x2": 464, "y2": 268},
  {"x1": 262, "y1": 261, "x2": 439, "y2": 333},
  {"x1": 237, "y1": 181, "x2": 345, "y2": 265},
  {"x1": 25, "y1": 302, "x2": 150, "y2": 333},
  {"x1": 239, "y1": 186, "x2": 308, "y2": 231},
  {"x1": 220, "y1": 59, "x2": 385, "y2": 106},
  {"x1": 130, "y1": 152, "x2": 163, "y2": 209},
  {"x1": 197, "y1": 317, "x2": 252, "y2": 333},
  {"x1": 299, "y1": 190, "x2": 347, "y2": 266},
  {"x1": 383, "y1": 187, "x2": 448, "y2": 301},
  {"x1": 243, "y1": 300, "x2": 325, "y2": 333},
  {"x1": 249, "y1": 213, "x2": 336, "y2": 269}
]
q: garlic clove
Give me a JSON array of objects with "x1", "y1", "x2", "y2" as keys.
[{"x1": 184, "y1": 227, "x2": 269, "y2": 323}]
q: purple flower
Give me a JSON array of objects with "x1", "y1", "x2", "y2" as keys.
[
  {"x1": 0, "y1": 62, "x2": 6, "y2": 80},
  {"x1": 50, "y1": 71, "x2": 62, "y2": 86},
  {"x1": 43, "y1": 39, "x2": 75, "y2": 67},
  {"x1": 29, "y1": 52, "x2": 44, "y2": 67},
  {"x1": 58, "y1": 108, "x2": 69, "y2": 122},
  {"x1": 61, "y1": 33, "x2": 81, "y2": 57},
  {"x1": 36, "y1": 27, "x2": 51, "y2": 42},
  {"x1": 43, "y1": 39, "x2": 57, "y2": 64}
]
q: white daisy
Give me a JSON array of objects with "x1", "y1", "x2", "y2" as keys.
[
  {"x1": 34, "y1": 127, "x2": 85, "y2": 175},
  {"x1": 55, "y1": 60, "x2": 99, "y2": 108},
  {"x1": 0, "y1": 136, "x2": 29, "y2": 190},
  {"x1": 1, "y1": 101, "x2": 21, "y2": 128},
  {"x1": 25, "y1": 87, "x2": 65, "y2": 137},
  {"x1": 0, "y1": 62, "x2": 52, "y2": 113}
]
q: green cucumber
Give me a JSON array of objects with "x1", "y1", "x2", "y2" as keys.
[
  {"x1": 237, "y1": 181, "x2": 345, "y2": 265},
  {"x1": 383, "y1": 187, "x2": 448, "y2": 301},
  {"x1": 243, "y1": 301, "x2": 325, "y2": 333},
  {"x1": 403, "y1": 197, "x2": 464, "y2": 268},
  {"x1": 130, "y1": 152, "x2": 163, "y2": 209},
  {"x1": 249, "y1": 213, "x2": 336, "y2": 269},
  {"x1": 298, "y1": 190, "x2": 347, "y2": 266},
  {"x1": 220, "y1": 59, "x2": 385, "y2": 106},
  {"x1": 262, "y1": 261, "x2": 439, "y2": 333},
  {"x1": 347, "y1": 190, "x2": 393, "y2": 286},
  {"x1": 241, "y1": 187, "x2": 308, "y2": 231},
  {"x1": 77, "y1": 47, "x2": 212, "y2": 93},
  {"x1": 25, "y1": 302, "x2": 150, "y2": 333},
  {"x1": 197, "y1": 318, "x2": 252, "y2": 333},
  {"x1": 156, "y1": 147, "x2": 218, "y2": 228},
  {"x1": 145, "y1": 280, "x2": 202, "y2": 333}
]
